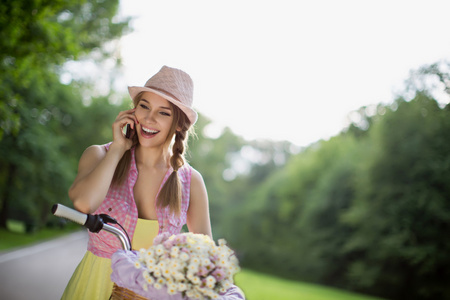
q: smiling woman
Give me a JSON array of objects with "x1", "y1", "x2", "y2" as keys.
[{"x1": 60, "y1": 66, "x2": 244, "y2": 299}]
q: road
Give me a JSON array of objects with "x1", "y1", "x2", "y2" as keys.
[{"x1": 0, "y1": 231, "x2": 88, "y2": 300}]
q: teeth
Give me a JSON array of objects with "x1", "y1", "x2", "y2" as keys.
[{"x1": 142, "y1": 127, "x2": 158, "y2": 134}]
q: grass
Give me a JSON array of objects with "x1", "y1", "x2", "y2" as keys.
[
  {"x1": 235, "y1": 269, "x2": 385, "y2": 300},
  {"x1": 0, "y1": 219, "x2": 82, "y2": 252}
]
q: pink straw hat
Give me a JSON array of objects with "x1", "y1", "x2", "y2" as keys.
[{"x1": 128, "y1": 66, "x2": 197, "y2": 125}]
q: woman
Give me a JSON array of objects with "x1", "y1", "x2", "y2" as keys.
[{"x1": 61, "y1": 66, "x2": 213, "y2": 299}]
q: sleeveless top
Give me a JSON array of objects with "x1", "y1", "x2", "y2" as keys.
[{"x1": 87, "y1": 142, "x2": 192, "y2": 258}]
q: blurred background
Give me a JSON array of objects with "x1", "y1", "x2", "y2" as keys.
[{"x1": 0, "y1": 1, "x2": 449, "y2": 300}]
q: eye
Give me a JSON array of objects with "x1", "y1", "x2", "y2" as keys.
[
  {"x1": 139, "y1": 104, "x2": 149, "y2": 110},
  {"x1": 160, "y1": 111, "x2": 171, "y2": 117}
]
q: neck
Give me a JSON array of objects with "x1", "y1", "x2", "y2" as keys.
[{"x1": 135, "y1": 144, "x2": 170, "y2": 169}]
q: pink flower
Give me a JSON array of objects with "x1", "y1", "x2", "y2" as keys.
[
  {"x1": 212, "y1": 268, "x2": 225, "y2": 281},
  {"x1": 163, "y1": 239, "x2": 173, "y2": 249},
  {"x1": 198, "y1": 266, "x2": 209, "y2": 277},
  {"x1": 153, "y1": 232, "x2": 171, "y2": 245},
  {"x1": 174, "y1": 235, "x2": 187, "y2": 245}
]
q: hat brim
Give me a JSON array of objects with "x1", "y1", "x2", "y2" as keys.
[{"x1": 128, "y1": 86, "x2": 198, "y2": 125}]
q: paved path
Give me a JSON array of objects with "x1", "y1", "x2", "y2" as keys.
[{"x1": 0, "y1": 231, "x2": 88, "y2": 300}]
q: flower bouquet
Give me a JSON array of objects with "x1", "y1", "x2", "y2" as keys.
[{"x1": 111, "y1": 232, "x2": 241, "y2": 300}]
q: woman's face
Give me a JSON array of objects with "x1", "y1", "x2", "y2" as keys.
[{"x1": 134, "y1": 92, "x2": 174, "y2": 148}]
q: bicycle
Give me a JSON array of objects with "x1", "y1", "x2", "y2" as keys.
[
  {"x1": 52, "y1": 203, "x2": 131, "y2": 251},
  {"x1": 52, "y1": 204, "x2": 145, "y2": 299},
  {"x1": 52, "y1": 204, "x2": 245, "y2": 300}
]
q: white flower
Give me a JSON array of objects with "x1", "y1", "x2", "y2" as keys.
[
  {"x1": 155, "y1": 244, "x2": 165, "y2": 256},
  {"x1": 170, "y1": 259, "x2": 182, "y2": 271},
  {"x1": 146, "y1": 264, "x2": 156, "y2": 272},
  {"x1": 145, "y1": 276, "x2": 155, "y2": 285},
  {"x1": 134, "y1": 261, "x2": 141, "y2": 269},
  {"x1": 191, "y1": 255, "x2": 201, "y2": 265},
  {"x1": 222, "y1": 279, "x2": 232, "y2": 290},
  {"x1": 143, "y1": 271, "x2": 150, "y2": 279},
  {"x1": 156, "y1": 277, "x2": 166, "y2": 286},
  {"x1": 187, "y1": 272, "x2": 201, "y2": 285},
  {"x1": 201, "y1": 258, "x2": 211, "y2": 266},
  {"x1": 173, "y1": 271, "x2": 185, "y2": 281},
  {"x1": 186, "y1": 290, "x2": 196, "y2": 298},
  {"x1": 177, "y1": 282, "x2": 187, "y2": 292},
  {"x1": 170, "y1": 246, "x2": 180, "y2": 258},
  {"x1": 210, "y1": 246, "x2": 218, "y2": 255},
  {"x1": 153, "y1": 269, "x2": 162, "y2": 278},
  {"x1": 145, "y1": 249, "x2": 155, "y2": 258},
  {"x1": 179, "y1": 252, "x2": 190, "y2": 261},
  {"x1": 158, "y1": 261, "x2": 166, "y2": 270},
  {"x1": 167, "y1": 283, "x2": 178, "y2": 295},
  {"x1": 217, "y1": 258, "x2": 228, "y2": 267},
  {"x1": 162, "y1": 266, "x2": 172, "y2": 279},
  {"x1": 203, "y1": 287, "x2": 219, "y2": 299},
  {"x1": 206, "y1": 275, "x2": 216, "y2": 286},
  {"x1": 145, "y1": 257, "x2": 156, "y2": 267}
]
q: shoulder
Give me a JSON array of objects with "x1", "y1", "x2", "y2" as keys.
[
  {"x1": 190, "y1": 168, "x2": 204, "y2": 184},
  {"x1": 178, "y1": 164, "x2": 206, "y2": 192},
  {"x1": 190, "y1": 167, "x2": 207, "y2": 193},
  {"x1": 77, "y1": 144, "x2": 108, "y2": 170},
  {"x1": 82, "y1": 144, "x2": 107, "y2": 160}
]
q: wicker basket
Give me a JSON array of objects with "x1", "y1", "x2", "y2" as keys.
[{"x1": 110, "y1": 283, "x2": 149, "y2": 300}]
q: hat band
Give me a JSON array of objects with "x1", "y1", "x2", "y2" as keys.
[{"x1": 146, "y1": 85, "x2": 182, "y2": 104}]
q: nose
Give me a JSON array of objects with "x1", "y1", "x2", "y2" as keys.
[{"x1": 142, "y1": 110, "x2": 157, "y2": 124}]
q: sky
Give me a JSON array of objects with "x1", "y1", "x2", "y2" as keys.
[{"x1": 114, "y1": 0, "x2": 450, "y2": 148}]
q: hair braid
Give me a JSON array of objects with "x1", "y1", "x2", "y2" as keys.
[
  {"x1": 157, "y1": 106, "x2": 191, "y2": 216},
  {"x1": 171, "y1": 130, "x2": 186, "y2": 171}
]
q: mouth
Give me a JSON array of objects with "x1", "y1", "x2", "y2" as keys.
[{"x1": 141, "y1": 126, "x2": 160, "y2": 138}]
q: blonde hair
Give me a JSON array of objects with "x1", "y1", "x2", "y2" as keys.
[{"x1": 111, "y1": 92, "x2": 193, "y2": 215}]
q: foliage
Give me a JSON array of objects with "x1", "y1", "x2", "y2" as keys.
[
  {"x1": 0, "y1": 0, "x2": 129, "y2": 229},
  {"x1": 341, "y1": 94, "x2": 450, "y2": 299},
  {"x1": 186, "y1": 115, "x2": 294, "y2": 239},
  {"x1": 0, "y1": 0, "x2": 129, "y2": 139},
  {"x1": 228, "y1": 91, "x2": 450, "y2": 299}
]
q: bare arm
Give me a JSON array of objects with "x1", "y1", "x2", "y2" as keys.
[
  {"x1": 68, "y1": 144, "x2": 125, "y2": 213},
  {"x1": 187, "y1": 169, "x2": 213, "y2": 239},
  {"x1": 69, "y1": 108, "x2": 137, "y2": 214}
]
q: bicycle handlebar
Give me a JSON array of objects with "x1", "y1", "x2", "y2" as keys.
[
  {"x1": 51, "y1": 204, "x2": 131, "y2": 250},
  {"x1": 52, "y1": 203, "x2": 88, "y2": 226}
]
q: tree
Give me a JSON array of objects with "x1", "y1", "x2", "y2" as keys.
[
  {"x1": 0, "y1": 0, "x2": 129, "y2": 229},
  {"x1": 342, "y1": 94, "x2": 450, "y2": 299},
  {"x1": 225, "y1": 67, "x2": 450, "y2": 299}
]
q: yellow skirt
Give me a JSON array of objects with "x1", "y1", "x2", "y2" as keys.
[{"x1": 61, "y1": 219, "x2": 159, "y2": 300}]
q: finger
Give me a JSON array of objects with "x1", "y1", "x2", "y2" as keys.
[{"x1": 116, "y1": 108, "x2": 136, "y2": 119}]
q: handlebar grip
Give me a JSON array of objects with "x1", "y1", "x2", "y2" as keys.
[{"x1": 52, "y1": 204, "x2": 88, "y2": 226}]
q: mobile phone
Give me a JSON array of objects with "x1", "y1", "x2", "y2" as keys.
[{"x1": 125, "y1": 124, "x2": 132, "y2": 139}]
